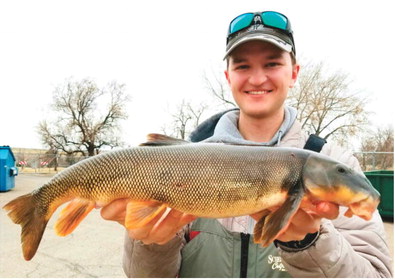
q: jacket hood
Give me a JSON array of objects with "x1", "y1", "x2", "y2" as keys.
[
  {"x1": 189, "y1": 108, "x2": 238, "y2": 143},
  {"x1": 189, "y1": 106, "x2": 298, "y2": 146}
]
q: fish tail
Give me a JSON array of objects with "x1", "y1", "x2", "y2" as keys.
[{"x1": 3, "y1": 194, "x2": 48, "y2": 261}]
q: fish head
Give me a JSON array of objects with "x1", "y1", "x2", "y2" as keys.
[{"x1": 302, "y1": 153, "x2": 380, "y2": 220}]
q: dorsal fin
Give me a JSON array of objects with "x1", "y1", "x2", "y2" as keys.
[{"x1": 140, "y1": 133, "x2": 190, "y2": 146}]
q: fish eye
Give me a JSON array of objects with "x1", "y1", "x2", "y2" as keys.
[{"x1": 337, "y1": 166, "x2": 346, "y2": 174}]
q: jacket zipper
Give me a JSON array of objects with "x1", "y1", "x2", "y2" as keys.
[{"x1": 240, "y1": 233, "x2": 250, "y2": 278}]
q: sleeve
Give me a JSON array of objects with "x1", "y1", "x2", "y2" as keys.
[
  {"x1": 278, "y1": 209, "x2": 393, "y2": 277},
  {"x1": 122, "y1": 230, "x2": 186, "y2": 278}
]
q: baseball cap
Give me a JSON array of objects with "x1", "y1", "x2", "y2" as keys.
[{"x1": 224, "y1": 11, "x2": 295, "y2": 59}]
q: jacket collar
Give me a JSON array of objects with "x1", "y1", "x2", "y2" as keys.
[{"x1": 189, "y1": 106, "x2": 299, "y2": 146}]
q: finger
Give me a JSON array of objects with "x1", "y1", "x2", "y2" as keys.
[
  {"x1": 100, "y1": 198, "x2": 130, "y2": 223},
  {"x1": 287, "y1": 209, "x2": 321, "y2": 234},
  {"x1": 154, "y1": 215, "x2": 197, "y2": 245},
  {"x1": 275, "y1": 213, "x2": 320, "y2": 242},
  {"x1": 276, "y1": 223, "x2": 309, "y2": 242},
  {"x1": 250, "y1": 209, "x2": 271, "y2": 221},
  {"x1": 149, "y1": 209, "x2": 189, "y2": 244},
  {"x1": 141, "y1": 210, "x2": 196, "y2": 245},
  {"x1": 316, "y1": 202, "x2": 339, "y2": 219},
  {"x1": 291, "y1": 209, "x2": 317, "y2": 226},
  {"x1": 128, "y1": 208, "x2": 169, "y2": 241}
]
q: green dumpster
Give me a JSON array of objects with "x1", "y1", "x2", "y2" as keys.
[{"x1": 364, "y1": 170, "x2": 394, "y2": 218}]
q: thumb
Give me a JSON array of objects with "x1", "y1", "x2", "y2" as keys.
[
  {"x1": 315, "y1": 201, "x2": 339, "y2": 219},
  {"x1": 100, "y1": 198, "x2": 130, "y2": 222}
]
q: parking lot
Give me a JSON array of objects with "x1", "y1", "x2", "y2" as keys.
[
  {"x1": 0, "y1": 173, "x2": 126, "y2": 278},
  {"x1": 0, "y1": 173, "x2": 393, "y2": 277}
]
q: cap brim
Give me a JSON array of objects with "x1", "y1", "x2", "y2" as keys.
[{"x1": 224, "y1": 33, "x2": 293, "y2": 60}]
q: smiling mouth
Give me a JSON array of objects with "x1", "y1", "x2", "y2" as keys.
[{"x1": 245, "y1": 90, "x2": 272, "y2": 95}]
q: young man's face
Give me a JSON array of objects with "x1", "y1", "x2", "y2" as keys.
[{"x1": 225, "y1": 40, "x2": 299, "y2": 119}]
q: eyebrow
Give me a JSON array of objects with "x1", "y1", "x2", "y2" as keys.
[
  {"x1": 231, "y1": 53, "x2": 284, "y2": 64},
  {"x1": 266, "y1": 53, "x2": 283, "y2": 60},
  {"x1": 231, "y1": 57, "x2": 247, "y2": 64}
]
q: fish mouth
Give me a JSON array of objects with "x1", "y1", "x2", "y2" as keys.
[
  {"x1": 344, "y1": 196, "x2": 380, "y2": 221},
  {"x1": 304, "y1": 179, "x2": 380, "y2": 221}
]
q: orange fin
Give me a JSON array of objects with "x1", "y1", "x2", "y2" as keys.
[
  {"x1": 3, "y1": 193, "x2": 48, "y2": 261},
  {"x1": 253, "y1": 209, "x2": 271, "y2": 244},
  {"x1": 54, "y1": 199, "x2": 95, "y2": 236},
  {"x1": 254, "y1": 183, "x2": 304, "y2": 246},
  {"x1": 344, "y1": 207, "x2": 354, "y2": 218},
  {"x1": 125, "y1": 201, "x2": 167, "y2": 229}
]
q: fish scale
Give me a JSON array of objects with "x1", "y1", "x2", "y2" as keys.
[
  {"x1": 31, "y1": 144, "x2": 298, "y2": 217},
  {"x1": 3, "y1": 134, "x2": 380, "y2": 261}
]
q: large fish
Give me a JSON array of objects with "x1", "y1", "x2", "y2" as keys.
[{"x1": 3, "y1": 134, "x2": 380, "y2": 261}]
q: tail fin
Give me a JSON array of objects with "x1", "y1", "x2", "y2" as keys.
[{"x1": 3, "y1": 194, "x2": 48, "y2": 261}]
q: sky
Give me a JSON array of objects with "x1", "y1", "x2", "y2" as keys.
[{"x1": 0, "y1": 0, "x2": 394, "y2": 150}]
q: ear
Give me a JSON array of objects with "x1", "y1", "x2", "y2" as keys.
[
  {"x1": 224, "y1": 70, "x2": 231, "y2": 85},
  {"x1": 289, "y1": 63, "x2": 300, "y2": 88}
]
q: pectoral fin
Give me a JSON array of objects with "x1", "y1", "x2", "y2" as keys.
[
  {"x1": 125, "y1": 201, "x2": 167, "y2": 229},
  {"x1": 254, "y1": 184, "x2": 304, "y2": 246}
]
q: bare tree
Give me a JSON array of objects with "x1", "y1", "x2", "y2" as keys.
[
  {"x1": 203, "y1": 68, "x2": 236, "y2": 108},
  {"x1": 357, "y1": 125, "x2": 394, "y2": 170},
  {"x1": 204, "y1": 61, "x2": 370, "y2": 143},
  {"x1": 43, "y1": 148, "x2": 59, "y2": 171},
  {"x1": 163, "y1": 100, "x2": 208, "y2": 139},
  {"x1": 287, "y1": 61, "x2": 370, "y2": 141},
  {"x1": 38, "y1": 78, "x2": 130, "y2": 156}
]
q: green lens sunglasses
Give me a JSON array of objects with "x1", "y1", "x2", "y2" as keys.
[{"x1": 227, "y1": 11, "x2": 295, "y2": 52}]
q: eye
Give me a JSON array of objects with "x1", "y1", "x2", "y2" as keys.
[
  {"x1": 235, "y1": 64, "x2": 249, "y2": 70},
  {"x1": 337, "y1": 166, "x2": 346, "y2": 174},
  {"x1": 266, "y1": 62, "x2": 280, "y2": 68}
]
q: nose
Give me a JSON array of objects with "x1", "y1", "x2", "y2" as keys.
[{"x1": 248, "y1": 68, "x2": 267, "y2": 86}]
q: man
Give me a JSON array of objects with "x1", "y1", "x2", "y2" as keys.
[{"x1": 101, "y1": 11, "x2": 392, "y2": 277}]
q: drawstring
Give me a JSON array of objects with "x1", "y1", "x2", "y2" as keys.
[{"x1": 277, "y1": 130, "x2": 283, "y2": 146}]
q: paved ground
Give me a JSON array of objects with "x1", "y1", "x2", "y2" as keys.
[
  {"x1": 1, "y1": 174, "x2": 126, "y2": 278},
  {"x1": 0, "y1": 173, "x2": 393, "y2": 277}
]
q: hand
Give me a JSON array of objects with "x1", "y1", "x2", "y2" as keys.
[
  {"x1": 250, "y1": 201, "x2": 339, "y2": 242},
  {"x1": 100, "y1": 199, "x2": 196, "y2": 245}
]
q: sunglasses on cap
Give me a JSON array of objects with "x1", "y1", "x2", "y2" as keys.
[{"x1": 227, "y1": 11, "x2": 295, "y2": 48}]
